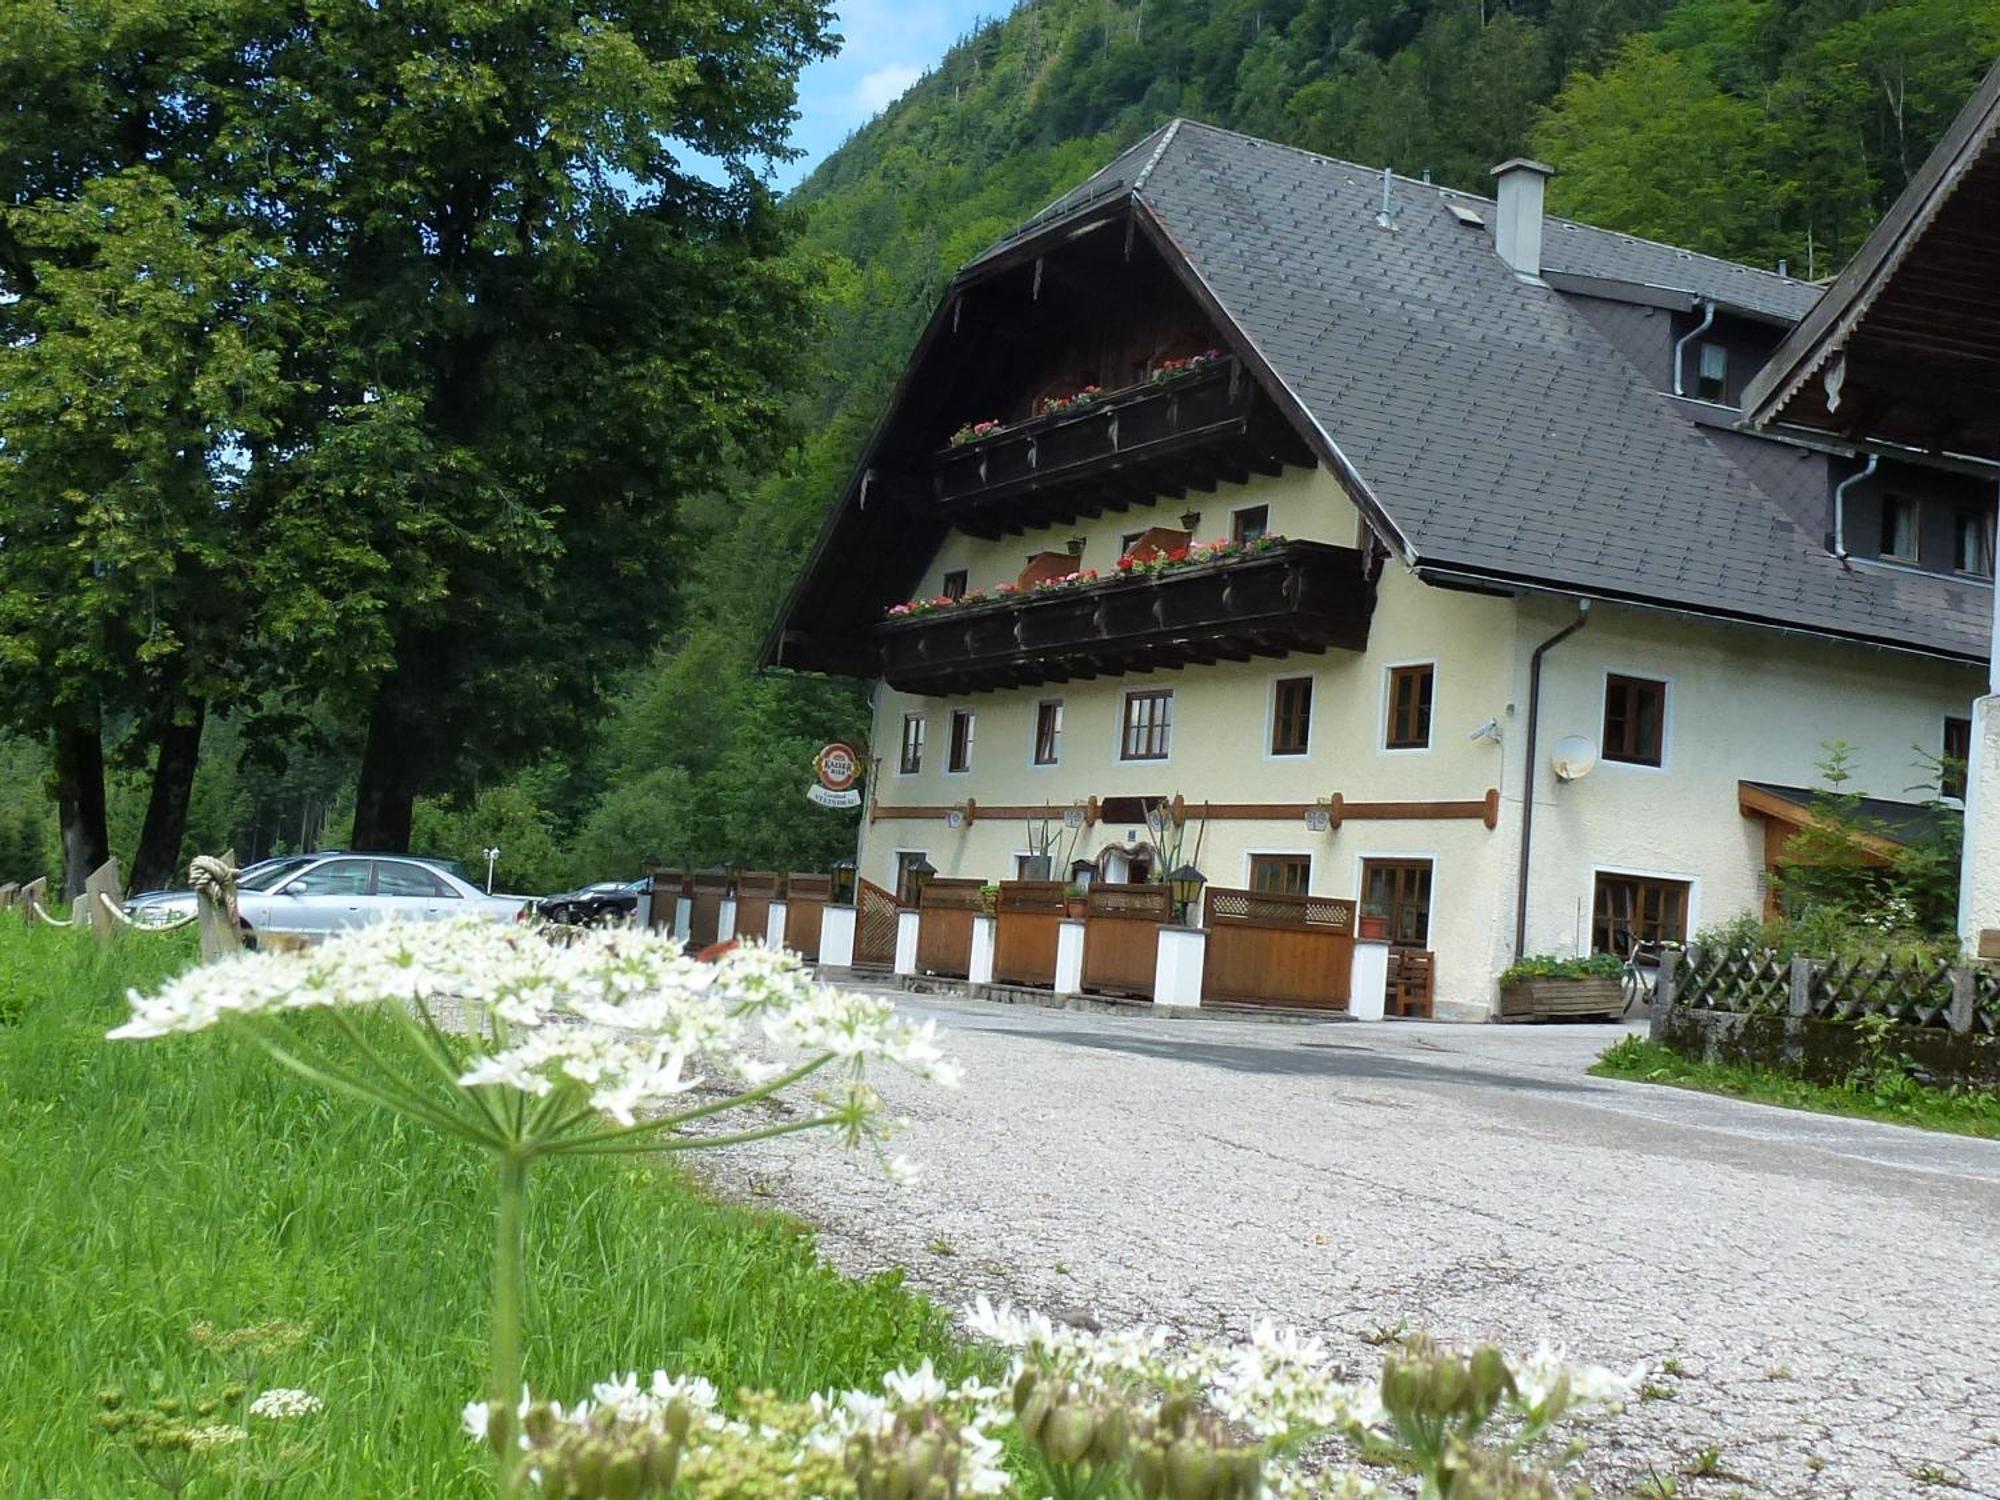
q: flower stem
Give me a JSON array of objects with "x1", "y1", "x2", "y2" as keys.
[{"x1": 492, "y1": 1150, "x2": 530, "y2": 1500}]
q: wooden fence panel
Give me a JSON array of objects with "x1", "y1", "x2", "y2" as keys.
[
  {"x1": 917, "y1": 878, "x2": 985, "y2": 978},
  {"x1": 1082, "y1": 883, "x2": 1171, "y2": 998},
  {"x1": 646, "y1": 869, "x2": 687, "y2": 932},
  {"x1": 994, "y1": 881, "x2": 1067, "y2": 986},
  {"x1": 688, "y1": 872, "x2": 731, "y2": 950},
  {"x1": 785, "y1": 873, "x2": 831, "y2": 961},
  {"x1": 855, "y1": 880, "x2": 899, "y2": 969},
  {"x1": 1201, "y1": 888, "x2": 1355, "y2": 1010},
  {"x1": 734, "y1": 871, "x2": 780, "y2": 945}
]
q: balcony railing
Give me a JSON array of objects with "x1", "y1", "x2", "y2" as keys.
[
  {"x1": 875, "y1": 539, "x2": 1374, "y2": 695},
  {"x1": 929, "y1": 359, "x2": 1316, "y2": 538}
]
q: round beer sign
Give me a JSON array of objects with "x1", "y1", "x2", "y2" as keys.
[{"x1": 815, "y1": 741, "x2": 862, "y2": 793}]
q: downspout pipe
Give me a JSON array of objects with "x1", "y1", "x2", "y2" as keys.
[
  {"x1": 1672, "y1": 299, "x2": 1716, "y2": 398},
  {"x1": 1830, "y1": 452, "x2": 1879, "y2": 560},
  {"x1": 1513, "y1": 600, "x2": 1591, "y2": 961}
]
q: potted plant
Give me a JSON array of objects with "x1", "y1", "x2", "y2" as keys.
[{"x1": 1495, "y1": 953, "x2": 1625, "y2": 1019}]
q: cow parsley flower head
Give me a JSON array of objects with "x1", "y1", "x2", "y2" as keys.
[{"x1": 248, "y1": 1387, "x2": 324, "y2": 1421}]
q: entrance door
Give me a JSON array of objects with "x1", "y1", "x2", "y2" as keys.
[{"x1": 1359, "y1": 859, "x2": 1432, "y2": 946}]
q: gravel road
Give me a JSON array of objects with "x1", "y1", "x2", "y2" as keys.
[{"x1": 704, "y1": 992, "x2": 2000, "y2": 1499}]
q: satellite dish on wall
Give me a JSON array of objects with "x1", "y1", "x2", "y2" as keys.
[{"x1": 1551, "y1": 735, "x2": 1600, "y2": 783}]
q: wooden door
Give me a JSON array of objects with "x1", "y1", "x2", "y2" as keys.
[
  {"x1": 855, "y1": 880, "x2": 899, "y2": 969},
  {"x1": 785, "y1": 873, "x2": 830, "y2": 960}
]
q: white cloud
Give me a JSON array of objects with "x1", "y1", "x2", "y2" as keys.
[{"x1": 854, "y1": 62, "x2": 923, "y2": 114}]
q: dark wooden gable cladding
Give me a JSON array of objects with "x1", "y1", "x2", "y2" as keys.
[
  {"x1": 1744, "y1": 60, "x2": 2000, "y2": 457},
  {"x1": 760, "y1": 199, "x2": 1321, "y2": 680}
]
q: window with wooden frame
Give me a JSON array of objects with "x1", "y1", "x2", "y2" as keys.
[
  {"x1": 1591, "y1": 873, "x2": 1689, "y2": 955},
  {"x1": 941, "y1": 569, "x2": 968, "y2": 601},
  {"x1": 1602, "y1": 674, "x2": 1667, "y2": 766},
  {"x1": 1880, "y1": 494, "x2": 1919, "y2": 563},
  {"x1": 1231, "y1": 505, "x2": 1269, "y2": 543},
  {"x1": 1270, "y1": 677, "x2": 1312, "y2": 756},
  {"x1": 898, "y1": 713, "x2": 925, "y2": 775},
  {"x1": 947, "y1": 709, "x2": 975, "y2": 773},
  {"x1": 1956, "y1": 509, "x2": 1994, "y2": 578},
  {"x1": 1944, "y1": 714, "x2": 1972, "y2": 801},
  {"x1": 1360, "y1": 859, "x2": 1432, "y2": 947},
  {"x1": 1119, "y1": 530, "x2": 1144, "y2": 555},
  {"x1": 1249, "y1": 854, "x2": 1311, "y2": 895},
  {"x1": 1120, "y1": 688, "x2": 1173, "y2": 761},
  {"x1": 1033, "y1": 700, "x2": 1063, "y2": 766},
  {"x1": 1385, "y1": 663, "x2": 1434, "y2": 749}
]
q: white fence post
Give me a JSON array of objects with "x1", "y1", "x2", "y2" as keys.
[
  {"x1": 968, "y1": 914, "x2": 997, "y2": 985},
  {"x1": 1350, "y1": 939, "x2": 1390, "y2": 1021},
  {"x1": 1153, "y1": 925, "x2": 1206, "y2": 1007},
  {"x1": 1054, "y1": 919, "x2": 1086, "y2": 996},
  {"x1": 893, "y1": 909, "x2": 921, "y2": 977},
  {"x1": 766, "y1": 899, "x2": 788, "y2": 950},
  {"x1": 819, "y1": 905, "x2": 856, "y2": 968}
]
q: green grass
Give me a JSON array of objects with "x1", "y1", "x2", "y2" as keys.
[
  {"x1": 1593, "y1": 1035, "x2": 2000, "y2": 1139},
  {"x1": 0, "y1": 924, "x2": 976, "y2": 1496}
]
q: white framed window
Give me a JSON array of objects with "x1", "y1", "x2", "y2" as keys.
[
  {"x1": 1231, "y1": 505, "x2": 1269, "y2": 543},
  {"x1": 1119, "y1": 688, "x2": 1172, "y2": 761},
  {"x1": 947, "y1": 709, "x2": 975, "y2": 774},
  {"x1": 1382, "y1": 661, "x2": 1435, "y2": 751},
  {"x1": 1033, "y1": 700, "x2": 1063, "y2": 766},
  {"x1": 898, "y1": 714, "x2": 925, "y2": 775},
  {"x1": 1270, "y1": 676, "x2": 1312, "y2": 756},
  {"x1": 1602, "y1": 673, "x2": 1669, "y2": 768}
]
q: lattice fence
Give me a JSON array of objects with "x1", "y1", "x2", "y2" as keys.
[
  {"x1": 1676, "y1": 947, "x2": 1792, "y2": 1016},
  {"x1": 1671, "y1": 943, "x2": 1993, "y2": 1034},
  {"x1": 1205, "y1": 887, "x2": 1355, "y2": 931},
  {"x1": 1807, "y1": 955, "x2": 1956, "y2": 1028}
]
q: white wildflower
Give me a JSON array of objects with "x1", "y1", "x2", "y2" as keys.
[
  {"x1": 247, "y1": 1387, "x2": 324, "y2": 1420},
  {"x1": 186, "y1": 1423, "x2": 244, "y2": 1452}
]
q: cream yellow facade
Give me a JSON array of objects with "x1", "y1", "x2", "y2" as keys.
[{"x1": 859, "y1": 463, "x2": 1987, "y2": 1017}]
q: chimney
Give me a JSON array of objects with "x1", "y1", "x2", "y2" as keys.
[{"x1": 1489, "y1": 158, "x2": 1554, "y2": 279}]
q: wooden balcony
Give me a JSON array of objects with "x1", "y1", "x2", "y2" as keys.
[
  {"x1": 929, "y1": 359, "x2": 1316, "y2": 539},
  {"x1": 875, "y1": 539, "x2": 1374, "y2": 695}
]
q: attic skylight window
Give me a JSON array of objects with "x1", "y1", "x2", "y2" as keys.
[{"x1": 1445, "y1": 202, "x2": 1485, "y2": 228}]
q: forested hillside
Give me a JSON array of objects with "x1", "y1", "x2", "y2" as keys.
[{"x1": 5, "y1": 0, "x2": 1995, "y2": 892}]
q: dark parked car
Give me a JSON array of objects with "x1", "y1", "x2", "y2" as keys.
[{"x1": 535, "y1": 879, "x2": 647, "y2": 926}]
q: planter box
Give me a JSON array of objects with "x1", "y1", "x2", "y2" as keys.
[{"x1": 1499, "y1": 976, "x2": 1623, "y2": 1019}]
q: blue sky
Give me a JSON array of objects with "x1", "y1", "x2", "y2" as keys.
[{"x1": 772, "y1": 0, "x2": 1002, "y2": 188}]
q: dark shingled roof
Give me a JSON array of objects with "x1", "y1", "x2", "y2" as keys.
[
  {"x1": 998, "y1": 121, "x2": 1985, "y2": 662},
  {"x1": 1744, "y1": 782, "x2": 1960, "y2": 849}
]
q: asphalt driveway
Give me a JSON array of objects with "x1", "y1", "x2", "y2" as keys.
[{"x1": 709, "y1": 997, "x2": 2000, "y2": 1498}]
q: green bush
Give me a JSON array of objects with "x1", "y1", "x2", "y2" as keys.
[{"x1": 1496, "y1": 953, "x2": 1624, "y2": 988}]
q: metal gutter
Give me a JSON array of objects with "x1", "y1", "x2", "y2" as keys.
[{"x1": 1514, "y1": 602, "x2": 1590, "y2": 961}]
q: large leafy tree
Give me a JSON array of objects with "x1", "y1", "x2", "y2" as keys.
[{"x1": 2, "y1": 0, "x2": 837, "y2": 886}]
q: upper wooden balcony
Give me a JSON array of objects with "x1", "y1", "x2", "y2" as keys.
[
  {"x1": 875, "y1": 538, "x2": 1375, "y2": 695},
  {"x1": 928, "y1": 358, "x2": 1317, "y2": 539}
]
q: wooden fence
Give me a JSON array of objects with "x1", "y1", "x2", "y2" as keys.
[
  {"x1": 1669, "y1": 943, "x2": 1999, "y2": 1035},
  {"x1": 1082, "y1": 882, "x2": 1172, "y2": 998},
  {"x1": 994, "y1": 881, "x2": 1068, "y2": 986},
  {"x1": 785, "y1": 873, "x2": 831, "y2": 961},
  {"x1": 646, "y1": 869, "x2": 687, "y2": 931},
  {"x1": 688, "y1": 871, "x2": 732, "y2": 950},
  {"x1": 917, "y1": 878, "x2": 985, "y2": 979},
  {"x1": 855, "y1": 879, "x2": 899, "y2": 969},
  {"x1": 1200, "y1": 887, "x2": 1355, "y2": 1010},
  {"x1": 733, "y1": 871, "x2": 781, "y2": 944}
]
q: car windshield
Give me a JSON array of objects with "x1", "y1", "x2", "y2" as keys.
[{"x1": 239, "y1": 857, "x2": 315, "y2": 893}]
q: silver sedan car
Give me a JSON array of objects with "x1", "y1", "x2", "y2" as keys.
[{"x1": 128, "y1": 854, "x2": 526, "y2": 941}]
